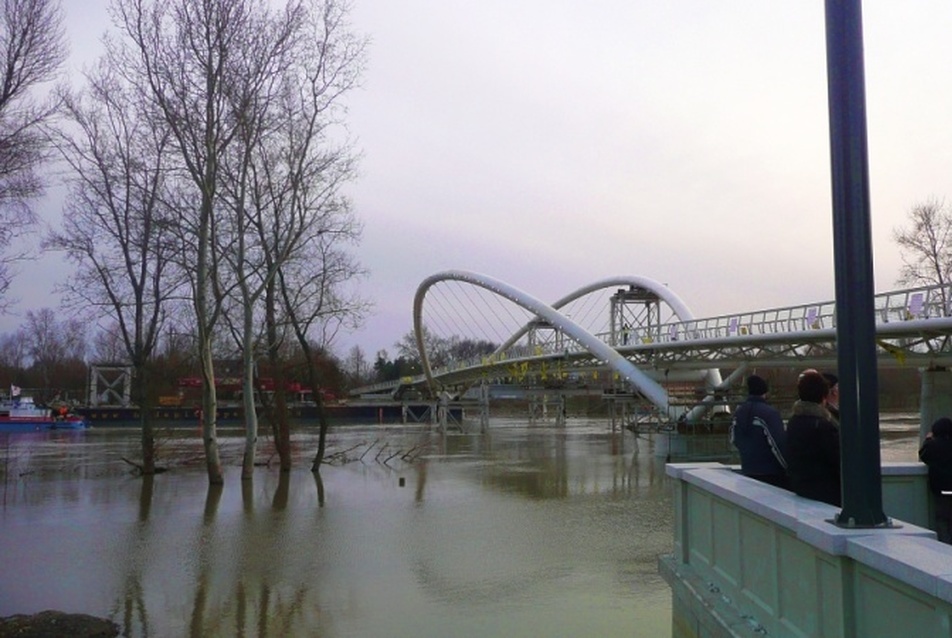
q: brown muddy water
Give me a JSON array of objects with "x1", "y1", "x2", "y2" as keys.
[
  {"x1": 0, "y1": 416, "x2": 923, "y2": 637},
  {"x1": 0, "y1": 419, "x2": 679, "y2": 637}
]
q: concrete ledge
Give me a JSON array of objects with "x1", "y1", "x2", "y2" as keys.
[
  {"x1": 665, "y1": 462, "x2": 952, "y2": 637},
  {"x1": 671, "y1": 462, "x2": 935, "y2": 554},
  {"x1": 847, "y1": 534, "x2": 952, "y2": 600},
  {"x1": 881, "y1": 461, "x2": 927, "y2": 476}
]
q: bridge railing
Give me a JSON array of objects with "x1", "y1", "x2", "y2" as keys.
[
  {"x1": 351, "y1": 284, "x2": 952, "y2": 397},
  {"x1": 641, "y1": 299, "x2": 839, "y2": 344},
  {"x1": 417, "y1": 284, "x2": 952, "y2": 384},
  {"x1": 602, "y1": 284, "x2": 951, "y2": 346}
]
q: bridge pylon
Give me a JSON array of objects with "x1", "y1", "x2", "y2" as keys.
[{"x1": 611, "y1": 285, "x2": 661, "y2": 347}]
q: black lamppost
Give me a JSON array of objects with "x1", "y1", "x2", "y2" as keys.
[{"x1": 823, "y1": 0, "x2": 888, "y2": 527}]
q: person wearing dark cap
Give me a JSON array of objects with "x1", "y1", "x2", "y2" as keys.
[
  {"x1": 822, "y1": 372, "x2": 840, "y2": 423},
  {"x1": 919, "y1": 417, "x2": 952, "y2": 543},
  {"x1": 786, "y1": 370, "x2": 841, "y2": 506},
  {"x1": 729, "y1": 374, "x2": 788, "y2": 488}
]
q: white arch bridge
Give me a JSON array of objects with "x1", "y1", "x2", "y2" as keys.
[{"x1": 356, "y1": 270, "x2": 952, "y2": 425}]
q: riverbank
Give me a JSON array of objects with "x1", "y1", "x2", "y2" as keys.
[{"x1": 0, "y1": 611, "x2": 119, "y2": 637}]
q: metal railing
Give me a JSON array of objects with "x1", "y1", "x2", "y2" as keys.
[{"x1": 354, "y1": 283, "x2": 952, "y2": 395}]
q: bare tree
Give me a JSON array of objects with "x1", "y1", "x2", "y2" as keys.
[
  {"x1": 105, "y1": 0, "x2": 367, "y2": 484},
  {"x1": 398, "y1": 325, "x2": 448, "y2": 369},
  {"x1": 109, "y1": 0, "x2": 264, "y2": 484},
  {"x1": 277, "y1": 236, "x2": 369, "y2": 471},
  {"x1": 46, "y1": 59, "x2": 181, "y2": 475},
  {"x1": 0, "y1": 328, "x2": 27, "y2": 370},
  {"x1": 342, "y1": 344, "x2": 368, "y2": 387},
  {"x1": 893, "y1": 199, "x2": 952, "y2": 310},
  {"x1": 90, "y1": 323, "x2": 129, "y2": 364},
  {"x1": 221, "y1": 0, "x2": 366, "y2": 473},
  {"x1": 23, "y1": 307, "x2": 86, "y2": 400},
  {"x1": 0, "y1": 0, "x2": 66, "y2": 308},
  {"x1": 216, "y1": 1, "x2": 314, "y2": 479}
]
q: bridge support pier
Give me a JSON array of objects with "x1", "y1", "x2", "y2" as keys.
[
  {"x1": 437, "y1": 392, "x2": 449, "y2": 433},
  {"x1": 479, "y1": 382, "x2": 490, "y2": 432},
  {"x1": 920, "y1": 366, "x2": 952, "y2": 443},
  {"x1": 528, "y1": 394, "x2": 541, "y2": 423}
]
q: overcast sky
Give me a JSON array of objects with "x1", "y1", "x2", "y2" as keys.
[{"x1": 7, "y1": 1, "x2": 952, "y2": 359}]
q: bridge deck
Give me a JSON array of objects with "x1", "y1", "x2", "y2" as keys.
[{"x1": 358, "y1": 283, "x2": 952, "y2": 397}]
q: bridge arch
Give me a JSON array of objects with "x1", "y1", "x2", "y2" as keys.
[
  {"x1": 413, "y1": 270, "x2": 724, "y2": 419},
  {"x1": 493, "y1": 275, "x2": 723, "y2": 392}
]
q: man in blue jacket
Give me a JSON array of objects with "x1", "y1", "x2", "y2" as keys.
[{"x1": 729, "y1": 374, "x2": 789, "y2": 489}]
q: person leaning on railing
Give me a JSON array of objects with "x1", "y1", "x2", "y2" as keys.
[
  {"x1": 729, "y1": 374, "x2": 789, "y2": 489},
  {"x1": 785, "y1": 370, "x2": 841, "y2": 507},
  {"x1": 919, "y1": 417, "x2": 952, "y2": 544}
]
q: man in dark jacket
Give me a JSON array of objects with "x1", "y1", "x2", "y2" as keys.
[
  {"x1": 729, "y1": 374, "x2": 788, "y2": 488},
  {"x1": 919, "y1": 416, "x2": 952, "y2": 543},
  {"x1": 786, "y1": 370, "x2": 840, "y2": 506}
]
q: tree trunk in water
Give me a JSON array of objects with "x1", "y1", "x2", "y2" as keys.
[
  {"x1": 200, "y1": 342, "x2": 223, "y2": 485},
  {"x1": 264, "y1": 280, "x2": 291, "y2": 471},
  {"x1": 240, "y1": 300, "x2": 258, "y2": 480},
  {"x1": 240, "y1": 362, "x2": 258, "y2": 480},
  {"x1": 313, "y1": 470, "x2": 325, "y2": 506},
  {"x1": 140, "y1": 418, "x2": 155, "y2": 475},
  {"x1": 273, "y1": 371, "x2": 291, "y2": 472},
  {"x1": 137, "y1": 362, "x2": 155, "y2": 476},
  {"x1": 312, "y1": 397, "x2": 330, "y2": 472},
  {"x1": 272, "y1": 470, "x2": 290, "y2": 509},
  {"x1": 309, "y1": 363, "x2": 330, "y2": 472}
]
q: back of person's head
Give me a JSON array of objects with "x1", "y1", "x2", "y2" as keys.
[
  {"x1": 822, "y1": 372, "x2": 838, "y2": 389},
  {"x1": 932, "y1": 417, "x2": 952, "y2": 439},
  {"x1": 746, "y1": 374, "x2": 768, "y2": 396},
  {"x1": 797, "y1": 370, "x2": 829, "y2": 404}
]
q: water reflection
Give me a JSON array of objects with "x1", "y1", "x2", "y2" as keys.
[
  {"x1": 114, "y1": 475, "x2": 153, "y2": 635},
  {"x1": 0, "y1": 422, "x2": 680, "y2": 637}
]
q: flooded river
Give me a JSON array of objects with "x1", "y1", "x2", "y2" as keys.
[
  {"x1": 0, "y1": 415, "x2": 923, "y2": 637},
  {"x1": 0, "y1": 420, "x2": 677, "y2": 637}
]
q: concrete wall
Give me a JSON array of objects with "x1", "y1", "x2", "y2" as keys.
[{"x1": 662, "y1": 462, "x2": 952, "y2": 638}]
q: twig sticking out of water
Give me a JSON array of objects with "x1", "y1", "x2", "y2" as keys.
[
  {"x1": 401, "y1": 444, "x2": 428, "y2": 462},
  {"x1": 359, "y1": 439, "x2": 381, "y2": 462},
  {"x1": 120, "y1": 457, "x2": 168, "y2": 475},
  {"x1": 322, "y1": 439, "x2": 430, "y2": 468},
  {"x1": 323, "y1": 443, "x2": 365, "y2": 465}
]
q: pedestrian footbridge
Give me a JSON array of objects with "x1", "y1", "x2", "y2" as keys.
[{"x1": 355, "y1": 270, "x2": 952, "y2": 424}]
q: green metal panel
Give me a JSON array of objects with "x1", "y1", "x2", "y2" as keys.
[
  {"x1": 854, "y1": 568, "x2": 943, "y2": 638},
  {"x1": 739, "y1": 512, "x2": 779, "y2": 618},
  {"x1": 688, "y1": 488, "x2": 713, "y2": 569},
  {"x1": 674, "y1": 478, "x2": 686, "y2": 561},
  {"x1": 882, "y1": 474, "x2": 929, "y2": 528},
  {"x1": 712, "y1": 499, "x2": 740, "y2": 587},
  {"x1": 816, "y1": 557, "x2": 845, "y2": 638},
  {"x1": 777, "y1": 531, "x2": 828, "y2": 638}
]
